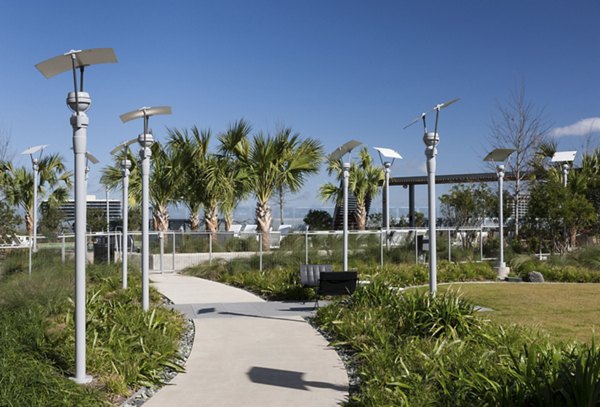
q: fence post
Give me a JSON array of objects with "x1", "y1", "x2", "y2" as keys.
[
  {"x1": 448, "y1": 229, "x2": 451, "y2": 262},
  {"x1": 259, "y1": 233, "x2": 263, "y2": 272},
  {"x1": 209, "y1": 232, "x2": 213, "y2": 265},
  {"x1": 157, "y1": 232, "x2": 163, "y2": 273},
  {"x1": 380, "y1": 229, "x2": 384, "y2": 269},
  {"x1": 61, "y1": 233, "x2": 66, "y2": 264},
  {"x1": 172, "y1": 231, "x2": 176, "y2": 271},
  {"x1": 415, "y1": 228, "x2": 418, "y2": 264},
  {"x1": 480, "y1": 227, "x2": 484, "y2": 261},
  {"x1": 305, "y1": 227, "x2": 309, "y2": 264}
]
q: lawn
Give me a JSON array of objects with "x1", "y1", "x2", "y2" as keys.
[{"x1": 438, "y1": 282, "x2": 600, "y2": 344}]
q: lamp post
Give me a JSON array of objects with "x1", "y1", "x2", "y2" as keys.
[
  {"x1": 551, "y1": 150, "x2": 577, "y2": 248},
  {"x1": 405, "y1": 98, "x2": 459, "y2": 295},
  {"x1": 111, "y1": 140, "x2": 136, "y2": 289},
  {"x1": 120, "y1": 106, "x2": 172, "y2": 311},
  {"x1": 36, "y1": 48, "x2": 117, "y2": 384},
  {"x1": 329, "y1": 140, "x2": 362, "y2": 271},
  {"x1": 374, "y1": 147, "x2": 402, "y2": 248},
  {"x1": 484, "y1": 148, "x2": 515, "y2": 279},
  {"x1": 21, "y1": 145, "x2": 47, "y2": 254}
]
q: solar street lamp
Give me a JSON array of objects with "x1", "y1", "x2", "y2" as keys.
[
  {"x1": 21, "y1": 145, "x2": 47, "y2": 253},
  {"x1": 552, "y1": 150, "x2": 577, "y2": 248},
  {"x1": 111, "y1": 140, "x2": 136, "y2": 289},
  {"x1": 405, "y1": 98, "x2": 459, "y2": 294},
  {"x1": 36, "y1": 48, "x2": 117, "y2": 384},
  {"x1": 329, "y1": 140, "x2": 362, "y2": 272},
  {"x1": 120, "y1": 106, "x2": 172, "y2": 311},
  {"x1": 484, "y1": 148, "x2": 515, "y2": 279},
  {"x1": 551, "y1": 150, "x2": 577, "y2": 188},
  {"x1": 374, "y1": 147, "x2": 402, "y2": 249}
]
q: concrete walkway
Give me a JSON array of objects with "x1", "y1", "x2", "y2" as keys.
[{"x1": 145, "y1": 273, "x2": 349, "y2": 407}]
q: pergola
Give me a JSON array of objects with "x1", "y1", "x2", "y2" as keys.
[{"x1": 389, "y1": 171, "x2": 521, "y2": 226}]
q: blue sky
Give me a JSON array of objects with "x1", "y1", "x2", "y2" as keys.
[{"x1": 0, "y1": 1, "x2": 598, "y2": 218}]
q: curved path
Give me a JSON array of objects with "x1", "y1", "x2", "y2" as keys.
[{"x1": 145, "y1": 273, "x2": 348, "y2": 407}]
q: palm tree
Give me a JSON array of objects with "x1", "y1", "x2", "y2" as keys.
[
  {"x1": 167, "y1": 126, "x2": 209, "y2": 231},
  {"x1": 218, "y1": 120, "x2": 252, "y2": 231},
  {"x1": 148, "y1": 141, "x2": 178, "y2": 232},
  {"x1": 221, "y1": 122, "x2": 323, "y2": 250},
  {"x1": 319, "y1": 147, "x2": 383, "y2": 230},
  {"x1": 101, "y1": 140, "x2": 178, "y2": 233},
  {"x1": 0, "y1": 153, "x2": 72, "y2": 235}
]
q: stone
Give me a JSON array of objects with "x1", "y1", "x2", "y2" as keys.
[{"x1": 528, "y1": 271, "x2": 544, "y2": 283}]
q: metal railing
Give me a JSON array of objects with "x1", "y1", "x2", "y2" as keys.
[{"x1": 46, "y1": 226, "x2": 502, "y2": 272}]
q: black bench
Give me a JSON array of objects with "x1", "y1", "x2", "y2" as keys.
[{"x1": 315, "y1": 271, "x2": 358, "y2": 307}]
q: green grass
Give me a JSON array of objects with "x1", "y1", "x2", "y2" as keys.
[
  {"x1": 0, "y1": 249, "x2": 186, "y2": 405},
  {"x1": 437, "y1": 282, "x2": 600, "y2": 344}
]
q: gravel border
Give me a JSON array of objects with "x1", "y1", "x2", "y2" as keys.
[{"x1": 120, "y1": 302, "x2": 195, "y2": 407}]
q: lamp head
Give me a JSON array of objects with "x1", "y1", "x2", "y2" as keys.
[
  {"x1": 423, "y1": 132, "x2": 439, "y2": 147},
  {"x1": 138, "y1": 133, "x2": 154, "y2": 148},
  {"x1": 67, "y1": 92, "x2": 91, "y2": 113}
]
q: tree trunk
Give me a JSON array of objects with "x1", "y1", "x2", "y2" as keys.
[
  {"x1": 153, "y1": 205, "x2": 170, "y2": 232},
  {"x1": 204, "y1": 205, "x2": 219, "y2": 240},
  {"x1": 354, "y1": 203, "x2": 367, "y2": 231},
  {"x1": 24, "y1": 210, "x2": 33, "y2": 236},
  {"x1": 256, "y1": 201, "x2": 272, "y2": 251},
  {"x1": 189, "y1": 212, "x2": 200, "y2": 231},
  {"x1": 224, "y1": 210, "x2": 234, "y2": 232}
]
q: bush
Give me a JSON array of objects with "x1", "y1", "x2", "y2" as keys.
[{"x1": 0, "y1": 251, "x2": 186, "y2": 404}]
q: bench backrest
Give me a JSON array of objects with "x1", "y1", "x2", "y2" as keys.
[
  {"x1": 299, "y1": 264, "x2": 333, "y2": 287},
  {"x1": 318, "y1": 271, "x2": 358, "y2": 296}
]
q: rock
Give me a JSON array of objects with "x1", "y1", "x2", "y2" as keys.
[{"x1": 528, "y1": 271, "x2": 544, "y2": 283}]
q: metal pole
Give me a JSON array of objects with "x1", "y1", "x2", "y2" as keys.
[
  {"x1": 70, "y1": 90, "x2": 92, "y2": 383},
  {"x1": 209, "y1": 232, "x2": 213, "y2": 265},
  {"x1": 139, "y1": 134, "x2": 153, "y2": 312},
  {"x1": 159, "y1": 231, "x2": 164, "y2": 273},
  {"x1": 259, "y1": 233, "x2": 263, "y2": 272},
  {"x1": 32, "y1": 160, "x2": 39, "y2": 253},
  {"x1": 424, "y1": 132, "x2": 438, "y2": 295},
  {"x1": 305, "y1": 226, "x2": 309, "y2": 264},
  {"x1": 384, "y1": 162, "x2": 391, "y2": 250},
  {"x1": 122, "y1": 160, "x2": 130, "y2": 289},
  {"x1": 61, "y1": 233, "x2": 65, "y2": 264},
  {"x1": 172, "y1": 231, "x2": 176, "y2": 271},
  {"x1": 380, "y1": 229, "x2": 384, "y2": 269},
  {"x1": 448, "y1": 229, "x2": 451, "y2": 262},
  {"x1": 343, "y1": 162, "x2": 350, "y2": 271},
  {"x1": 106, "y1": 188, "x2": 110, "y2": 264},
  {"x1": 498, "y1": 165, "x2": 506, "y2": 269}
]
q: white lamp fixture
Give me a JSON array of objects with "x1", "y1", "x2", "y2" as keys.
[
  {"x1": 21, "y1": 144, "x2": 48, "y2": 255},
  {"x1": 551, "y1": 150, "x2": 577, "y2": 187},
  {"x1": 36, "y1": 48, "x2": 117, "y2": 385},
  {"x1": 111, "y1": 139, "x2": 137, "y2": 289},
  {"x1": 329, "y1": 140, "x2": 362, "y2": 272},
  {"x1": 374, "y1": 147, "x2": 402, "y2": 248},
  {"x1": 484, "y1": 148, "x2": 515, "y2": 279},
  {"x1": 404, "y1": 98, "x2": 459, "y2": 295},
  {"x1": 120, "y1": 106, "x2": 172, "y2": 312}
]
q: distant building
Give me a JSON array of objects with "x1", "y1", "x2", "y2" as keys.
[{"x1": 45, "y1": 195, "x2": 121, "y2": 228}]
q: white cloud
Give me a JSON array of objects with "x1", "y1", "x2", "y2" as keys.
[{"x1": 551, "y1": 118, "x2": 600, "y2": 137}]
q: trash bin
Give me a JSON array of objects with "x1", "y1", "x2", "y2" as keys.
[{"x1": 93, "y1": 236, "x2": 115, "y2": 263}]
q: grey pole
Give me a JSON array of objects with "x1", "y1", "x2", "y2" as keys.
[
  {"x1": 69, "y1": 89, "x2": 92, "y2": 384},
  {"x1": 562, "y1": 163, "x2": 569, "y2": 188},
  {"x1": 424, "y1": 132, "x2": 439, "y2": 295},
  {"x1": 139, "y1": 132, "x2": 153, "y2": 311},
  {"x1": 121, "y1": 159, "x2": 131, "y2": 289},
  {"x1": 384, "y1": 162, "x2": 391, "y2": 248},
  {"x1": 106, "y1": 187, "x2": 110, "y2": 264},
  {"x1": 497, "y1": 164, "x2": 507, "y2": 272},
  {"x1": 32, "y1": 159, "x2": 39, "y2": 252},
  {"x1": 36, "y1": 47, "x2": 116, "y2": 386},
  {"x1": 343, "y1": 161, "x2": 350, "y2": 271}
]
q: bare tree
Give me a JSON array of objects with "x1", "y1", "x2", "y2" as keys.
[{"x1": 489, "y1": 83, "x2": 550, "y2": 236}]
